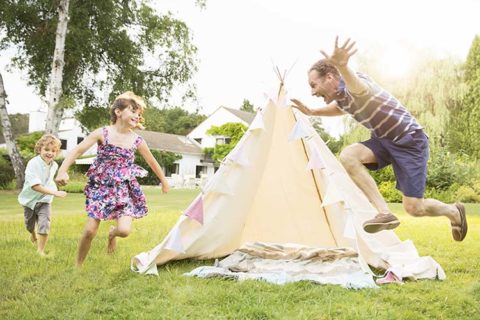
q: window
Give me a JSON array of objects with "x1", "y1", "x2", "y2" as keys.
[
  {"x1": 60, "y1": 139, "x2": 67, "y2": 150},
  {"x1": 77, "y1": 137, "x2": 84, "y2": 144},
  {"x1": 194, "y1": 138, "x2": 202, "y2": 144}
]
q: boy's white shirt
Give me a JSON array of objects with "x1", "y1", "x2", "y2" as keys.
[{"x1": 18, "y1": 155, "x2": 59, "y2": 209}]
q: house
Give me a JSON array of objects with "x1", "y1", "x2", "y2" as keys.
[
  {"x1": 187, "y1": 106, "x2": 255, "y2": 148},
  {"x1": 29, "y1": 109, "x2": 96, "y2": 158},
  {"x1": 21, "y1": 105, "x2": 255, "y2": 187}
]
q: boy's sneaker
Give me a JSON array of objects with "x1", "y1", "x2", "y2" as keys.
[{"x1": 363, "y1": 213, "x2": 400, "y2": 233}]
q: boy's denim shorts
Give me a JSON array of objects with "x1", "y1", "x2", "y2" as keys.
[{"x1": 360, "y1": 129, "x2": 429, "y2": 199}]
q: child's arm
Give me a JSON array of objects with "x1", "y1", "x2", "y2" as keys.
[
  {"x1": 137, "y1": 140, "x2": 170, "y2": 193},
  {"x1": 291, "y1": 100, "x2": 344, "y2": 116},
  {"x1": 31, "y1": 184, "x2": 67, "y2": 198},
  {"x1": 55, "y1": 128, "x2": 103, "y2": 186}
]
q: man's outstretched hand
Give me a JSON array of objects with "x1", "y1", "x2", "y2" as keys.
[
  {"x1": 320, "y1": 36, "x2": 357, "y2": 68},
  {"x1": 291, "y1": 99, "x2": 312, "y2": 115}
]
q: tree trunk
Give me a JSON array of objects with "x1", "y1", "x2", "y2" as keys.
[
  {"x1": 45, "y1": 0, "x2": 70, "y2": 135},
  {"x1": 0, "y1": 72, "x2": 26, "y2": 189}
]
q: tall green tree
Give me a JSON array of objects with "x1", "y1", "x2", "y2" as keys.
[
  {"x1": 0, "y1": 0, "x2": 200, "y2": 128},
  {"x1": 240, "y1": 99, "x2": 255, "y2": 112},
  {"x1": 447, "y1": 35, "x2": 480, "y2": 157}
]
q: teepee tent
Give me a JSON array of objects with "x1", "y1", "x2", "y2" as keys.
[{"x1": 132, "y1": 82, "x2": 445, "y2": 285}]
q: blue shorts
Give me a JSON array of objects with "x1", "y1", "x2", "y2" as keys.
[{"x1": 360, "y1": 130, "x2": 429, "y2": 198}]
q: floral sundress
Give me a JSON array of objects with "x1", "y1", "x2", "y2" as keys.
[{"x1": 84, "y1": 127, "x2": 148, "y2": 220}]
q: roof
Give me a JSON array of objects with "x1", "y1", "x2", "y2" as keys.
[
  {"x1": 222, "y1": 107, "x2": 255, "y2": 124},
  {"x1": 135, "y1": 130, "x2": 203, "y2": 155}
]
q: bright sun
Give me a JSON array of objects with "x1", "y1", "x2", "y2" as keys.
[{"x1": 379, "y1": 46, "x2": 412, "y2": 79}]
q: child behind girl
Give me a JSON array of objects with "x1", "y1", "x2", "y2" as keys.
[
  {"x1": 55, "y1": 91, "x2": 170, "y2": 267},
  {"x1": 18, "y1": 134, "x2": 67, "y2": 256}
]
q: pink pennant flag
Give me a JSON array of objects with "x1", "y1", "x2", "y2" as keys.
[{"x1": 184, "y1": 195, "x2": 204, "y2": 225}]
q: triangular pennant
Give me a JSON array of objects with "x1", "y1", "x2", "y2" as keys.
[
  {"x1": 203, "y1": 168, "x2": 234, "y2": 195},
  {"x1": 321, "y1": 182, "x2": 344, "y2": 207},
  {"x1": 184, "y1": 195, "x2": 204, "y2": 225},
  {"x1": 306, "y1": 143, "x2": 326, "y2": 170},
  {"x1": 164, "y1": 226, "x2": 185, "y2": 253},
  {"x1": 288, "y1": 120, "x2": 311, "y2": 141},
  {"x1": 227, "y1": 142, "x2": 249, "y2": 167},
  {"x1": 248, "y1": 112, "x2": 265, "y2": 131}
]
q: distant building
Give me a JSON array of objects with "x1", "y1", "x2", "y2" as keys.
[
  {"x1": 187, "y1": 106, "x2": 255, "y2": 148},
  {"x1": 19, "y1": 105, "x2": 255, "y2": 187}
]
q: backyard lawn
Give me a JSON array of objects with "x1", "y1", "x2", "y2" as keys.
[{"x1": 0, "y1": 188, "x2": 479, "y2": 319}]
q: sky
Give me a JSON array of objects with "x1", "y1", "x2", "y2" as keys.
[{"x1": 1, "y1": 0, "x2": 480, "y2": 135}]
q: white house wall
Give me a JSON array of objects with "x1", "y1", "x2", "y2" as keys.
[{"x1": 187, "y1": 107, "x2": 248, "y2": 148}]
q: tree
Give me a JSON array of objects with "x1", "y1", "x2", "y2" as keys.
[
  {"x1": 240, "y1": 99, "x2": 255, "y2": 112},
  {"x1": 45, "y1": 0, "x2": 70, "y2": 135},
  {"x1": 206, "y1": 122, "x2": 247, "y2": 165},
  {"x1": 447, "y1": 35, "x2": 480, "y2": 157},
  {"x1": 0, "y1": 72, "x2": 25, "y2": 188},
  {"x1": 0, "y1": 0, "x2": 200, "y2": 133},
  {"x1": 75, "y1": 104, "x2": 207, "y2": 135}
]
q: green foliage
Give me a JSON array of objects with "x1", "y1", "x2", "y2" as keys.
[
  {"x1": 143, "y1": 107, "x2": 206, "y2": 135},
  {"x1": 0, "y1": 0, "x2": 199, "y2": 111},
  {"x1": 0, "y1": 149, "x2": 15, "y2": 188},
  {"x1": 206, "y1": 122, "x2": 247, "y2": 164},
  {"x1": 15, "y1": 131, "x2": 44, "y2": 158},
  {"x1": 1, "y1": 190, "x2": 480, "y2": 319},
  {"x1": 310, "y1": 117, "x2": 343, "y2": 154},
  {"x1": 0, "y1": 113, "x2": 29, "y2": 141},
  {"x1": 75, "y1": 105, "x2": 110, "y2": 132},
  {"x1": 447, "y1": 35, "x2": 480, "y2": 157},
  {"x1": 134, "y1": 149, "x2": 181, "y2": 185},
  {"x1": 378, "y1": 180, "x2": 403, "y2": 202},
  {"x1": 240, "y1": 99, "x2": 255, "y2": 112}
]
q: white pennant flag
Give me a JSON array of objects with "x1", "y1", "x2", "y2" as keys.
[
  {"x1": 289, "y1": 120, "x2": 311, "y2": 141},
  {"x1": 203, "y1": 168, "x2": 234, "y2": 195},
  {"x1": 306, "y1": 143, "x2": 326, "y2": 170},
  {"x1": 343, "y1": 209, "x2": 356, "y2": 240},
  {"x1": 248, "y1": 112, "x2": 265, "y2": 131},
  {"x1": 227, "y1": 142, "x2": 249, "y2": 167},
  {"x1": 321, "y1": 182, "x2": 344, "y2": 207},
  {"x1": 164, "y1": 226, "x2": 185, "y2": 253}
]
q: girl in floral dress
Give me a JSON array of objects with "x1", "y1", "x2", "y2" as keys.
[{"x1": 56, "y1": 92, "x2": 170, "y2": 267}]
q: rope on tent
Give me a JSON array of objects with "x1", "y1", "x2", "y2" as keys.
[{"x1": 290, "y1": 107, "x2": 339, "y2": 247}]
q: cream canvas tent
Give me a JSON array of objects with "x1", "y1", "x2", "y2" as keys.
[{"x1": 132, "y1": 83, "x2": 445, "y2": 285}]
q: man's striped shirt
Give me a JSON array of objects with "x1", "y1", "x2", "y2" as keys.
[{"x1": 335, "y1": 73, "x2": 422, "y2": 141}]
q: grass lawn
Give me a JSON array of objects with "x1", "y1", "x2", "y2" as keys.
[{"x1": 0, "y1": 188, "x2": 479, "y2": 319}]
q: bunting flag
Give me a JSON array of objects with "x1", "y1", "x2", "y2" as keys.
[
  {"x1": 134, "y1": 252, "x2": 150, "y2": 266},
  {"x1": 248, "y1": 112, "x2": 266, "y2": 131},
  {"x1": 343, "y1": 209, "x2": 356, "y2": 240},
  {"x1": 227, "y1": 141, "x2": 249, "y2": 167},
  {"x1": 306, "y1": 143, "x2": 326, "y2": 170},
  {"x1": 184, "y1": 194, "x2": 205, "y2": 225},
  {"x1": 288, "y1": 120, "x2": 311, "y2": 141},
  {"x1": 164, "y1": 226, "x2": 185, "y2": 253},
  {"x1": 321, "y1": 182, "x2": 344, "y2": 207},
  {"x1": 203, "y1": 167, "x2": 235, "y2": 195}
]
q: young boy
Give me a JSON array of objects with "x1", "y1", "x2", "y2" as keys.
[{"x1": 18, "y1": 134, "x2": 67, "y2": 255}]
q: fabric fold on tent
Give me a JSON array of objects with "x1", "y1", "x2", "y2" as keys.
[{"x1": 185, "y1": 242, "x2": 377, "y2": 289}]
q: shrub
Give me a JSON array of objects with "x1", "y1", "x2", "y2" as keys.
[
  {"x1": 455, "y1": 185, "x2": 480, "y2": 203},
  {"x1": 0, "y1": 150, "x2": 16, "y2": 189},
  {"x1": 378, "y1": 180, "x2": 403, "y2": 202}
]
